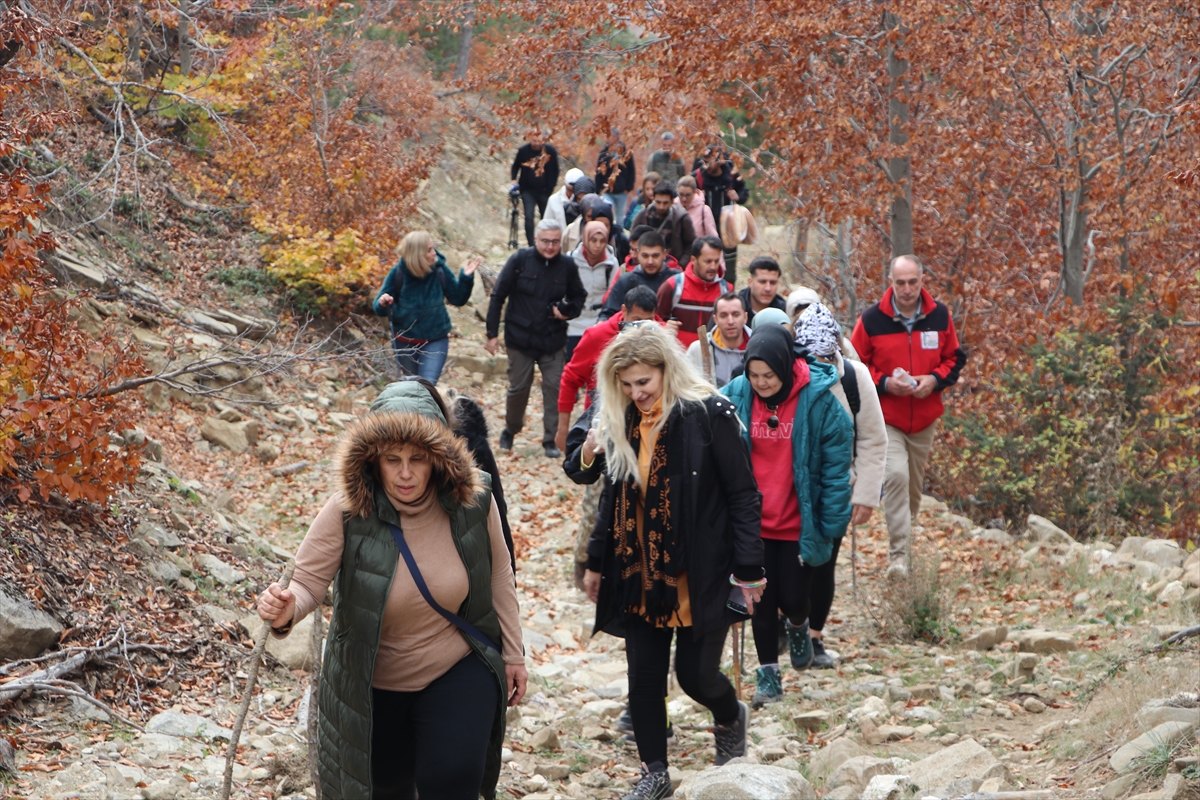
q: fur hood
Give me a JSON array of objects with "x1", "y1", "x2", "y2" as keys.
[{"x1": 337, "y1": 384, "x2": 483, "y2": 518}]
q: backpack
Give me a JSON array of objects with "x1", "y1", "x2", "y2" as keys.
[
  {"x1": 670, "y1": 273, "x2": 730, "y2": 316},
  {"x1": 398, "y1": 261, "x2": 450, "y2": 296},
  {"x1": 840, "y1": 363, "x2": 861, "y2": 457}
]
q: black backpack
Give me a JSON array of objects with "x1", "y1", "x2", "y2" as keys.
[{"x1": 840, "y1": 363, "x2": 861, "y2": 457}]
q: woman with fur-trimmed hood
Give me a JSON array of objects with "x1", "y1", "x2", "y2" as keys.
[{"x1": 257, "y1": 379, "x2": 526, "y2": 799}]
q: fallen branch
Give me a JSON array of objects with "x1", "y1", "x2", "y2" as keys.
[
  {"x1": 18, "y1": 679, "x2": 145, "y2": 731},
  {"x1": 1159, "y1": 624, "x2": 1200, "y2": 648},
  {"x1": 165, "y1": 183, "x2": 221, "y2": 213},
  {"x1": 271, "y1": 461, "x2": 309, "y2": 478}
]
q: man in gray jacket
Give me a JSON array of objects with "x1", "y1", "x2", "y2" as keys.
[{"x1": 686, "y1": 291, "x2": 752, "y2": 388}]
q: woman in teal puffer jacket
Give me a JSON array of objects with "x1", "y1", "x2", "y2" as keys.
[
  {"x1": 374, "y1": 231, "x2": 481, "y2": 383},
  {"x1": 720, "y1": 325, "x2": 853, "y2": 708}
]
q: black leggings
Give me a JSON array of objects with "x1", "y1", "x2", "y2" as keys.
[
  {"x1": 752, "y1": 538, "x2": 811, "y2": 665},
  {"x1": 809, "y1": 536, "x2": 842, "y2": 633},
  {"x1": 625, "y1": 616, "x2": 738, "y2": 766},
  {"x1": 370, "y1": 654, "x2": 499, "y2": 799}
]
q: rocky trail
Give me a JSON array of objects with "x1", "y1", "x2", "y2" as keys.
[{"x1": 1, "y1": 119, "x2": 1197, "y2": 800}]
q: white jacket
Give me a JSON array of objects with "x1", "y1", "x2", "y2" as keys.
[
  {"x1": 546, "y1": 187, "x2": 570, "y2": 229},
  {"x1": 830, "y1": 355, "x2": 888, "y2": 508},
  {"x1": 567, "y1": 244, "x2": 620, "y2": 337}
]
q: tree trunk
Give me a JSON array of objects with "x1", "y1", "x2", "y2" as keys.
[
  {"x1": 177, "y1": 3, "x2": 192, "y2": 77},
  {"x1": 126, "y1": 2, "x2": 144, "y2": 78},
  {"x1": 1060, "y1": 124, "x2": 1087, "y2": 305},
  {"x1": 453, "y1": 3, "x2": 475, "y2": 80},
  {"x1": 884, "y1": 10, "x2": 913, "y2": 260}
]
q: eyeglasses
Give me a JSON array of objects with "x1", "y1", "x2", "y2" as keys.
[
  {"x1": 536, "y1": 238, "x2": 562, "y2": 246},
  {"x1": 767, "y1": 404, "x2": 779, "y2": 430}
]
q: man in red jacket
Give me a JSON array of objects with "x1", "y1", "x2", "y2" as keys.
[
  {"x1": 850, "y1": 255, "x2": 967, "y2": 578},
  {"x1": 656, "y1": 236, "x2": 731, "y2": 348},
  {"x1": 554, "y1": 285, "x2": 661, "y2": 453}
]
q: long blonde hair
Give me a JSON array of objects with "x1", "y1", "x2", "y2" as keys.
[
  {"x1": 595, "y1": 325, "x2": 713, "y2": 484},
  {"x1": 397, "y1": 231, "x2": 435, "y2": 278}
]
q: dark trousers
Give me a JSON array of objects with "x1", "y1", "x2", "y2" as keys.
[
  {"x1": 752, "y1": 538, "x2": 811, "y2": 665},
  {"x1": 625, "y1": 616, "x2": 739, "y2": 767},
  {"x1": 809, "y1": 536, "x2": 841, "y2": 632},
  {"x1": 505, "y1": 346, "x2": 565, "y2": 446},
  {"x1": 723, "y1": 247, "x2": 738, "y2": 286},
  {"x1": 370, "y1": 654, "x2": 499, "y2": 799},
  {"x1": 564, "y1": 334, "x2": 582, "y2": 363},
  {"x1": 521, "y1": 191, "x2": 551, "y2": 246}
]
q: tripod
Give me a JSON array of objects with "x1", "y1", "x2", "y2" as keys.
[{"x1": 508, "y1": 187, "x2": 521, "y2": 249}]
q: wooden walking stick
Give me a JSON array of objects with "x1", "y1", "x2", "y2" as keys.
[
  {"x1": 730, "y1": 622, "x2": 742, "y2": 701},
  {"x1": 697, "y1": 326, "x2": 714, "y2": 384},
  {"x1": 221, "y1": 563, "x2": 295, "y2": 800},
  {"x1": 850, "y1": 523, "x2": 859, "y2": 600}
]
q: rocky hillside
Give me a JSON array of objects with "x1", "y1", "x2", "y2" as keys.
[{"x1": 1, "y1": 116, "x2": 1198, "y2": 800}]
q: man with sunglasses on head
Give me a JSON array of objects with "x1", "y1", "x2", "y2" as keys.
[{"x1": 486, "y1": 218, "x2": 587, "y2": 458}]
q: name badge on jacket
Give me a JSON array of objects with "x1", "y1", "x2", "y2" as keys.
[{"x1": 921, "y1": 331, "x2": 939, "y2": 350}]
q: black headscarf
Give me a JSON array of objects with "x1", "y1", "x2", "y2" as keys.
[{"x1": 743, "y1": 324, "x2": 796, "y2": 406}]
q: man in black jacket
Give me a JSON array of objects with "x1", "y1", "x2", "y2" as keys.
[
  {"x1": 630, "y1": 181, "x2": 696, "y2": 264},
  {"x1": 510, "y1": 130, "x2": 561, "y2": 246},
  {"x1": 694, "y1": 144, "x2": 749, "y2": 282},
  {"x1": 599, "y1": 231, "x2": 680, "y2": 320},
  {"x1": 486, "y1": 219, "x2": 587, "y2": 457},
  {"x1": 594, "y1": 128, "x2": 636, "y2": 226}
]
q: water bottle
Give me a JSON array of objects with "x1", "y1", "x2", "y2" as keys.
[{"x1": 892, "y1": 367, "x2": 918, "y2": 388}]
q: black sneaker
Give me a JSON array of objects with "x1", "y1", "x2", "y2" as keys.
[
  {"x1": 498, "y1": 429, "x2": 513, "y2": 451},
  {"x1": 811, "y1": 636, "x2": 835, "y2": 669},
  {"x1": 622, "y1": 762, "x2": 673, "y2": 800},
  {"x1": 544, "y1": 444, "x2": 563, "y2": 458},
  {"x1": 712, "y1": 700, "x2": 748, "y2": 766},
  {"x1": 615, "y1": 708, "x2": 634, "y2": 733},
  {"x1": 787, "y1": 619, "x2": 814, "y2": 670}
]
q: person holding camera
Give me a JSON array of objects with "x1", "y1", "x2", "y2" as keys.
[
  {"x1": 510, "y1": 130, "x2": 560, "y2": 247},
  {"x1": 693, "y1": 143, "x2": 748, "y2": 281},
  {"x1": 486, "y1": 219, "x2": 586, "y2": 458},
  {"x1": 718, "y1": 324, "x2": 854, "y2": 708},
  {"x1": 578, "y1": 324, "x2": 764, "y2": 796}
]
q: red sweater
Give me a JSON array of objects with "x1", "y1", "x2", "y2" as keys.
[
  {"x1": 656, "y1": 265, "x2": 731, "y2": 348},
  {"x1": 750, "y1": 361, "x2": 810, "y2": 541},
  {"x1": 850, "y1": 287, "x2": 967, "y2": 434},
  {"x1": 558, "y1": 313, "x2": 624, "y2": 413}
]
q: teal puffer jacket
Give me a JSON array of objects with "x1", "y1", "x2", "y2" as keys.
[
  {"x1": 721, "y1": 359, "x2": 854, "y2": 567},
  {"x1": 373, "y1": 252, "x2": 474, "y2": 342}
]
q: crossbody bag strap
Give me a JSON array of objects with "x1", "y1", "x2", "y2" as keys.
[{"x1": 387, "y1": 523, "x2": 499, "y2": 652}]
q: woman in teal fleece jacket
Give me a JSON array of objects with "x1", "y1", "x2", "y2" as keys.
[
  {"x1": 720, "y1": 325, "x2": 853, "y2": 706},
  {"x1": 374, "y1": 231, "x2": 481, "y2": 384}
]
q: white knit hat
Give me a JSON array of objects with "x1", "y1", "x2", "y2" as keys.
[
  {"x1": 564, "y1": 168, "x2": 585, "y2": 186},
  {"x1": 786, "y1": 286, "x2": 823, "y2": 319}
]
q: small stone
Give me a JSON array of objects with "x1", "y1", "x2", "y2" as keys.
[
  {"x1": 1157, "y1": 581, "x2": 1186, "y2": 603},
  {"x1": 807, "y1": 737, "x2": 867, "y2": 784},
  {"x1": 534, "y1": 763, "x2": 571, "y2": 780},
  {"x1": 862, "y1": 774, "x2": 911, "y2": 800},
  {"x1": 198, "y1": 554, "x2": 245, "y2": 585},
  {"x1": 793, "y1": 709, "x2": 830, "y2": 731},
  {"x1": 501, "y1": 748, "x2": 513, "y2": 763},
  {"x1": 581, "y1": 699, "x2": 623, "y2": 720},
  {"x1": 1027, "y1": 514, "x2": 1075, "y2": 544},
  {"x1": 254, "y1": 442, "x2": 281, "y2": 464},
  {"x1": 908, "y1": 684, "x2": 940, "y2": 700},
  {"x1": 145, "y1": 711, "x2": 232, "y2": 740},
  {"x1": 1023, "y1": 697, "x2": 1047, "y2": 714},
  {"x1": 961, "y1": 626, "x2": 1008, "y2": 650},
  {"x1": 581, "y1": 725, "x2": 614, "y2": 741},
  {"x1": 530, "y1": 726, "x2": 560, "y2": 751},
  {"x1": 551, "y1": 628, "x2": 579, "y2": 650},
  {"x1": 1014, "y1": 629, "x2": 1077, "y2": 654}
]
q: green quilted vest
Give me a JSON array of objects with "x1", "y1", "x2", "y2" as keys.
[{"x1": 317, "y1": 475, "x2": 508, "y2": 799}]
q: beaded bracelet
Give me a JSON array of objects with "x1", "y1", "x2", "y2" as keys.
[{"x1": 728, "y1": 574, "x2": 767, "y2": 590}]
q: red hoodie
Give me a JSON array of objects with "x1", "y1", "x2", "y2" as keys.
[
  {"x1": 558, "y1": 311, "x2": 666, "y2": 413},
  {"x1": 750, "y1": 360, "x2": 811, "y2": 541},
  {"x1": 656, "y1": 264, "x2": 731, "y2": 348}
]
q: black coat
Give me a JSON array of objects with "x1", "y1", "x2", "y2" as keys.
[
  {"x1": 575, "y1": 396, "x2": 763, "y2": 638},
  {"x1": 694, "y1": 163, "x2": 748, "y2": 225},
  {"x1": 599, "y1": 265, "x2": 681, "y2": 320},
  {"x1": 632, "y1": 204, "x2": 697, "y2": 264},
  {"x1": 595, "y1": 143, "x2": 637, "y2": 195},
  {"x1": 486, "y1": 247, "x2": 586, "y2": 357},
  {"x1": 511, "y1": 143, "x2": 560, "y2": 194},
  {"x1": 451, "y1": 393, "x2": 515, "y2": 574}
]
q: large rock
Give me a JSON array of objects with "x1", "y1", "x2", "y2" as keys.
[
  {"x1": 198, "y1": 554, "x2": 245, "y2": 585},
  {"x1": 1110, "y1": 721, "x2": 1196, "y2": 774},
  {"x1": 145, "y1": 710, "x2": 233, "y2": 740},
  {"x1": 0, "y1": 587, "x2": 63, "y2": 660},
  {"x1": 807, "y1": 737, "x2": 866, "y2": 784},
  {"x1": 1013, "y1": 629, "x2": 1078, "y2": 654},
  {"x1": 1137, "y1": 700, "x2": 1200, "y2": 729},
  {"x1": 961, "y1": 625, "x2": 1008, "y2": 650},
  {"x1": 1117, "y1": 537, "x2": 1187, "y2": 570},
  {"x1": 904, "y1": 738, "x2": 1011, "y2": 795},
  {"x1": 201, "y1": 417, "x2": 251, "y2": 453},
  {"x1": 830, "y1": 757, "x2": 896, "y2": 791},
  {"x1": 239, "y1": 615, "x2": 315, "y2": 670},
  {"x1": 134, "y1": 521, "x2": 183, "y2": 549},
  {"x1": 675, "y1": 764, "x2": 816, "y2": 800},
  {"x1": 1027, "y1": 514, "x2": 1075, "y2": 545},
  {"x1": 862, "y1": 775, "x2": 911, "y2": 800}
]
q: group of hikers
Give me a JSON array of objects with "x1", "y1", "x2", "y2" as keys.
[{"x1": 256, "y1": 130, "x2": 967, "y2": 799}]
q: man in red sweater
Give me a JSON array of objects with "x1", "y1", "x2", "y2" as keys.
[
  {"x1": 656, "y1": 235, "x2": 732, "y2": 348},
  {"x1": 553, "y1": 285, "x2": 661, "y2": 453},
  {"x1": 850, "y1": 255, "x2": 967, "y2": 578}
]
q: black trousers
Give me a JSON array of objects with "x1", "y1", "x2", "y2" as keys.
[
  {"x1": 370, "y1": 654, "x2": 499, "y2": 799},
  {"x1": 625, "y1": 616, "x2": 739, "y2": 766},
  {"x1": 809, "y1": 536, "x2": 842, "y2": 632},
  {"x1": 521, "y1": 190, "x2": 551, "y2": 246},
  {"x1": 752, "y1": 538, "x2": 811, "y2": 665}
]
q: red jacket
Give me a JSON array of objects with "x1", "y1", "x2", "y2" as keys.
[
  {"x1": 559, "y1": 311, "x2": 664, "y2": 412},
  {"x1": 850, "y1": 287, "x2": 966, "y2": 434},
  {"x1": 656, "y1": 265, "x2": 731, "y2": 348}
]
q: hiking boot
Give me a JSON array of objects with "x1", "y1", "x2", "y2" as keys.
[
  {"x1": 713, "y1": 700, "x2": 749, "y2": 766},
  {"x1": 887, "y1": 561, "x2": 909, "y2": 581},
  {"x1": 622, "y1": 762, "x2": 673, "y2": 800},
  {"x1": 776, "y1": 613, "x2": 788, "y2": 664},
  {"x1": 810, "y1": 637, "x2": 835, "y2": 669},
  {"x1": 615, "y1": 708, "x2": 634, "y2": 733},
  {"x1": 498, "y1": 429, "x2": 514, "y2": 451},
  {"x1": 751, "y1": 665, "x2": 782, "y2": 708},
  {"x1": 787, "y1": 620, "x2": 813, "y2": 670},
  {"x1": 544, "y1": 444, "x2": 563, "y2": 458}
]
